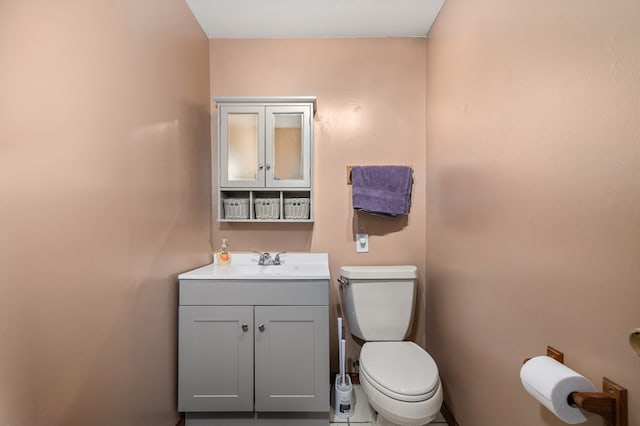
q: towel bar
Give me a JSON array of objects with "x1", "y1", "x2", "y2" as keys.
[{"x1": 346, "y1": 165, "x2": 414, "y2": 185}]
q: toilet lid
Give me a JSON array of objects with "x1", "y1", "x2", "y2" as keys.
[{"x1": 360, "y1": 342, "x2": 439, "y2": 402}]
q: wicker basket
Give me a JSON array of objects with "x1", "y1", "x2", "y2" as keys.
[
  {"x1": 254, "y1": 198, "x2": 280, "y2": 220},
  {"x1": 223, "y1": 198, "x2": 250, "y2": 220},
  {"x1": 284, "y1": 198, "x2": 310, "y2": 220}
]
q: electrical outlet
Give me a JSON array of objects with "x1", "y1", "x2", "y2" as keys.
[{"x1": 356, "y1": 234, "x2": 368, "y2": 253}]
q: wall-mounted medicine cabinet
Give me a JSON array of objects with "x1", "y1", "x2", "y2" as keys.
[{"x1": 214, "y1": 96, "x2": 316, "y2": 222}]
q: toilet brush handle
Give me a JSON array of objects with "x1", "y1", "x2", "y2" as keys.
[{"x1": 340, "y1": 339, "x2": 346, "y2": 383}]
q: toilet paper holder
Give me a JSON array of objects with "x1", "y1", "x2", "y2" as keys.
[
  {"x1": 525, "y1": 346, "x2": 628, "y2": 426},
  {"x1": 567, "y1": 377, "x2": 627, "y2": 426}
]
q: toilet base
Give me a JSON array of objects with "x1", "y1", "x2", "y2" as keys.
[{"x1": 360, "y1": 375, "x2": 443, "y2": 426}]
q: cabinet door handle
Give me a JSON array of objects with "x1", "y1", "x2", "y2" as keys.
[
  {"x1": 258, "y1": 323, "x2": 265, "y2": 332},
  {"x1": 242, "y1": 324, "x2": 249, "y2": 332}
]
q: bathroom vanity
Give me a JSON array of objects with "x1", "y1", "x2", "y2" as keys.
[{"x1": 178, "y1": 253, "x2": 330, "y2": 425}]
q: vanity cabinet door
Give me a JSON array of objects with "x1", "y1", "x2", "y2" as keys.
[
  {"x1": 254, "y1": 305, "x2": 329, "y2": 412},
  {"x1": 178, "y1": 306, "x2": 254, "y2": 412}
]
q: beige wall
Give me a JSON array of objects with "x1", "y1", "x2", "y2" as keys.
[
  {"x1": 5, "y1": 2, "x2": 635, "y2": 423},
  {"x1": 426, "y1": 1, "x2": 640, "y2": 425},
  {"x1": 0, "y1": 1, "x2": 211, "y2": 425},
  {"x1": 210, "y1": 38, "x2": 428, "y2": 371}
]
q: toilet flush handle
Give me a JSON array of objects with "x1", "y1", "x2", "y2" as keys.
[{"x1": 337, "y1": 277, "x2": 349, "y2": 288}]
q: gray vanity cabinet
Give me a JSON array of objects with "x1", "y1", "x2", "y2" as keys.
[
  {"x1": 254, "y1": 305, "x2": 328, "y2": 412},
  {"x1": 178, "y1": 276, "x2": 330, "y2": 425},
  {"x1": 178, "y1": 305, "x2": 254, "y2": 412}
]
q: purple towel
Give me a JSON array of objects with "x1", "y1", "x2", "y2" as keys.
[{"x1": 352, "y1": 166, "x2": 413, "y2": 217}]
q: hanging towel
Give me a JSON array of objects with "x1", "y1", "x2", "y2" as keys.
[{"x1": 351, "y1": 165, "x2": 413, "y2": 217}]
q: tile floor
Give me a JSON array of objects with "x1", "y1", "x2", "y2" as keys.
[{"x1": 329, "y1": 385, "x2": 448, "y2": 426}]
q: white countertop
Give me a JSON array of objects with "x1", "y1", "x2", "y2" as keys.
[{"x1": 178, "y1": 252, "x2": 330, "y2": 280}]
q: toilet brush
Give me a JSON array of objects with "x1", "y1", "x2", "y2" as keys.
[
  {"x1": 334, "y1": 318, "x2": 353, "y2": 418},
  {"x1": 340, "y1": 339, "x2": 346, "y2": 384}
]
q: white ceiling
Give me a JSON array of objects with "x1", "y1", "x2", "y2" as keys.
[{"x1": 185, "y1": 0, "x2": 446, "y2": 39}]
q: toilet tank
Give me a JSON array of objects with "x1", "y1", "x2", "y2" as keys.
[{"x1": 340, "y1": 265, "x2": 417, "y2": 341}]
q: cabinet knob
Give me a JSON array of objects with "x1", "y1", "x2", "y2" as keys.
[
  {"x1": 258, "y1": 323, "x2": 265, "y2": 332},
  {"x1": 265, "y1": 164, "x2": 271, "y2": 170},
  {"x1": 258, "y1": 163, "x2": 264, "y2": 170},
  {"x1": 242, "y1": 324, "x2": 249, "y2": 332}
]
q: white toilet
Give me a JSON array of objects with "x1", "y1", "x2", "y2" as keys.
[{"x1": 340, "y1": 265, "x2": 443, "y2": 426}]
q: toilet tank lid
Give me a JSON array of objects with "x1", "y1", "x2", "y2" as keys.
[{"x1": 339, "y1": 265, "x2": 417, "y2": 280}]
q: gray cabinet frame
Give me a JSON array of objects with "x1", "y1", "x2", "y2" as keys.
[{"x1": 178, "y1": 277, "x2": 329, "y2": 425}]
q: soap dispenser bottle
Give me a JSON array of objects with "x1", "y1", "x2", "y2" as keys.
[{"x1": 216, "y1": 239, "x2": 231, "y2": 266}]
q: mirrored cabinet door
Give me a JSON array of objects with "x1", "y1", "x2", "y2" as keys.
[
  {"x1": 265, "y1": 106, "x2": 311, "y2": 188},
  {"x1": 219, "y1": 106, "x2": 265, "y2": 188}
]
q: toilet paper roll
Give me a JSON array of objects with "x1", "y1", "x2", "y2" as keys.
[{"x1": 520, "y1": 356, "x2": 597, "y2": 424}]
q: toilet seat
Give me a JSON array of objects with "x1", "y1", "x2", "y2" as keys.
[{"x1": 360, "y1": 342, "x2": 439, "y2": 402}]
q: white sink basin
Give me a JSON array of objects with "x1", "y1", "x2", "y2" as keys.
[{"x1": 178, "y1": 253, "x2": 329, "y2": 280}]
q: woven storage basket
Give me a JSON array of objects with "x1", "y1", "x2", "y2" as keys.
[
  {"x1": 254, "y1": 198, "x2": 280, "y2": 220},
  {"x1": 284, "y1": 198, "x2": 310, "y2": 220},
  {"x1": 222, "y1": 198, "x2": 250, "y2": 220}
]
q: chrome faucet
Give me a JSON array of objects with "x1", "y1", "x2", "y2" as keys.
[
  {"x1": 253, "y1": 251, "x2": 286, "y2": 265},
  {"x1": 273, "y1": 251, "x2": 286, "y2": 265}
]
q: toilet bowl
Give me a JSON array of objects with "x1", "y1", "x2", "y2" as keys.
[
  {"x1": 359, "y1": 342, "x2": 443, "y2": 426},
  {"x1": 339, "y1": 265, "x2": 443, "y2": 426}
]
